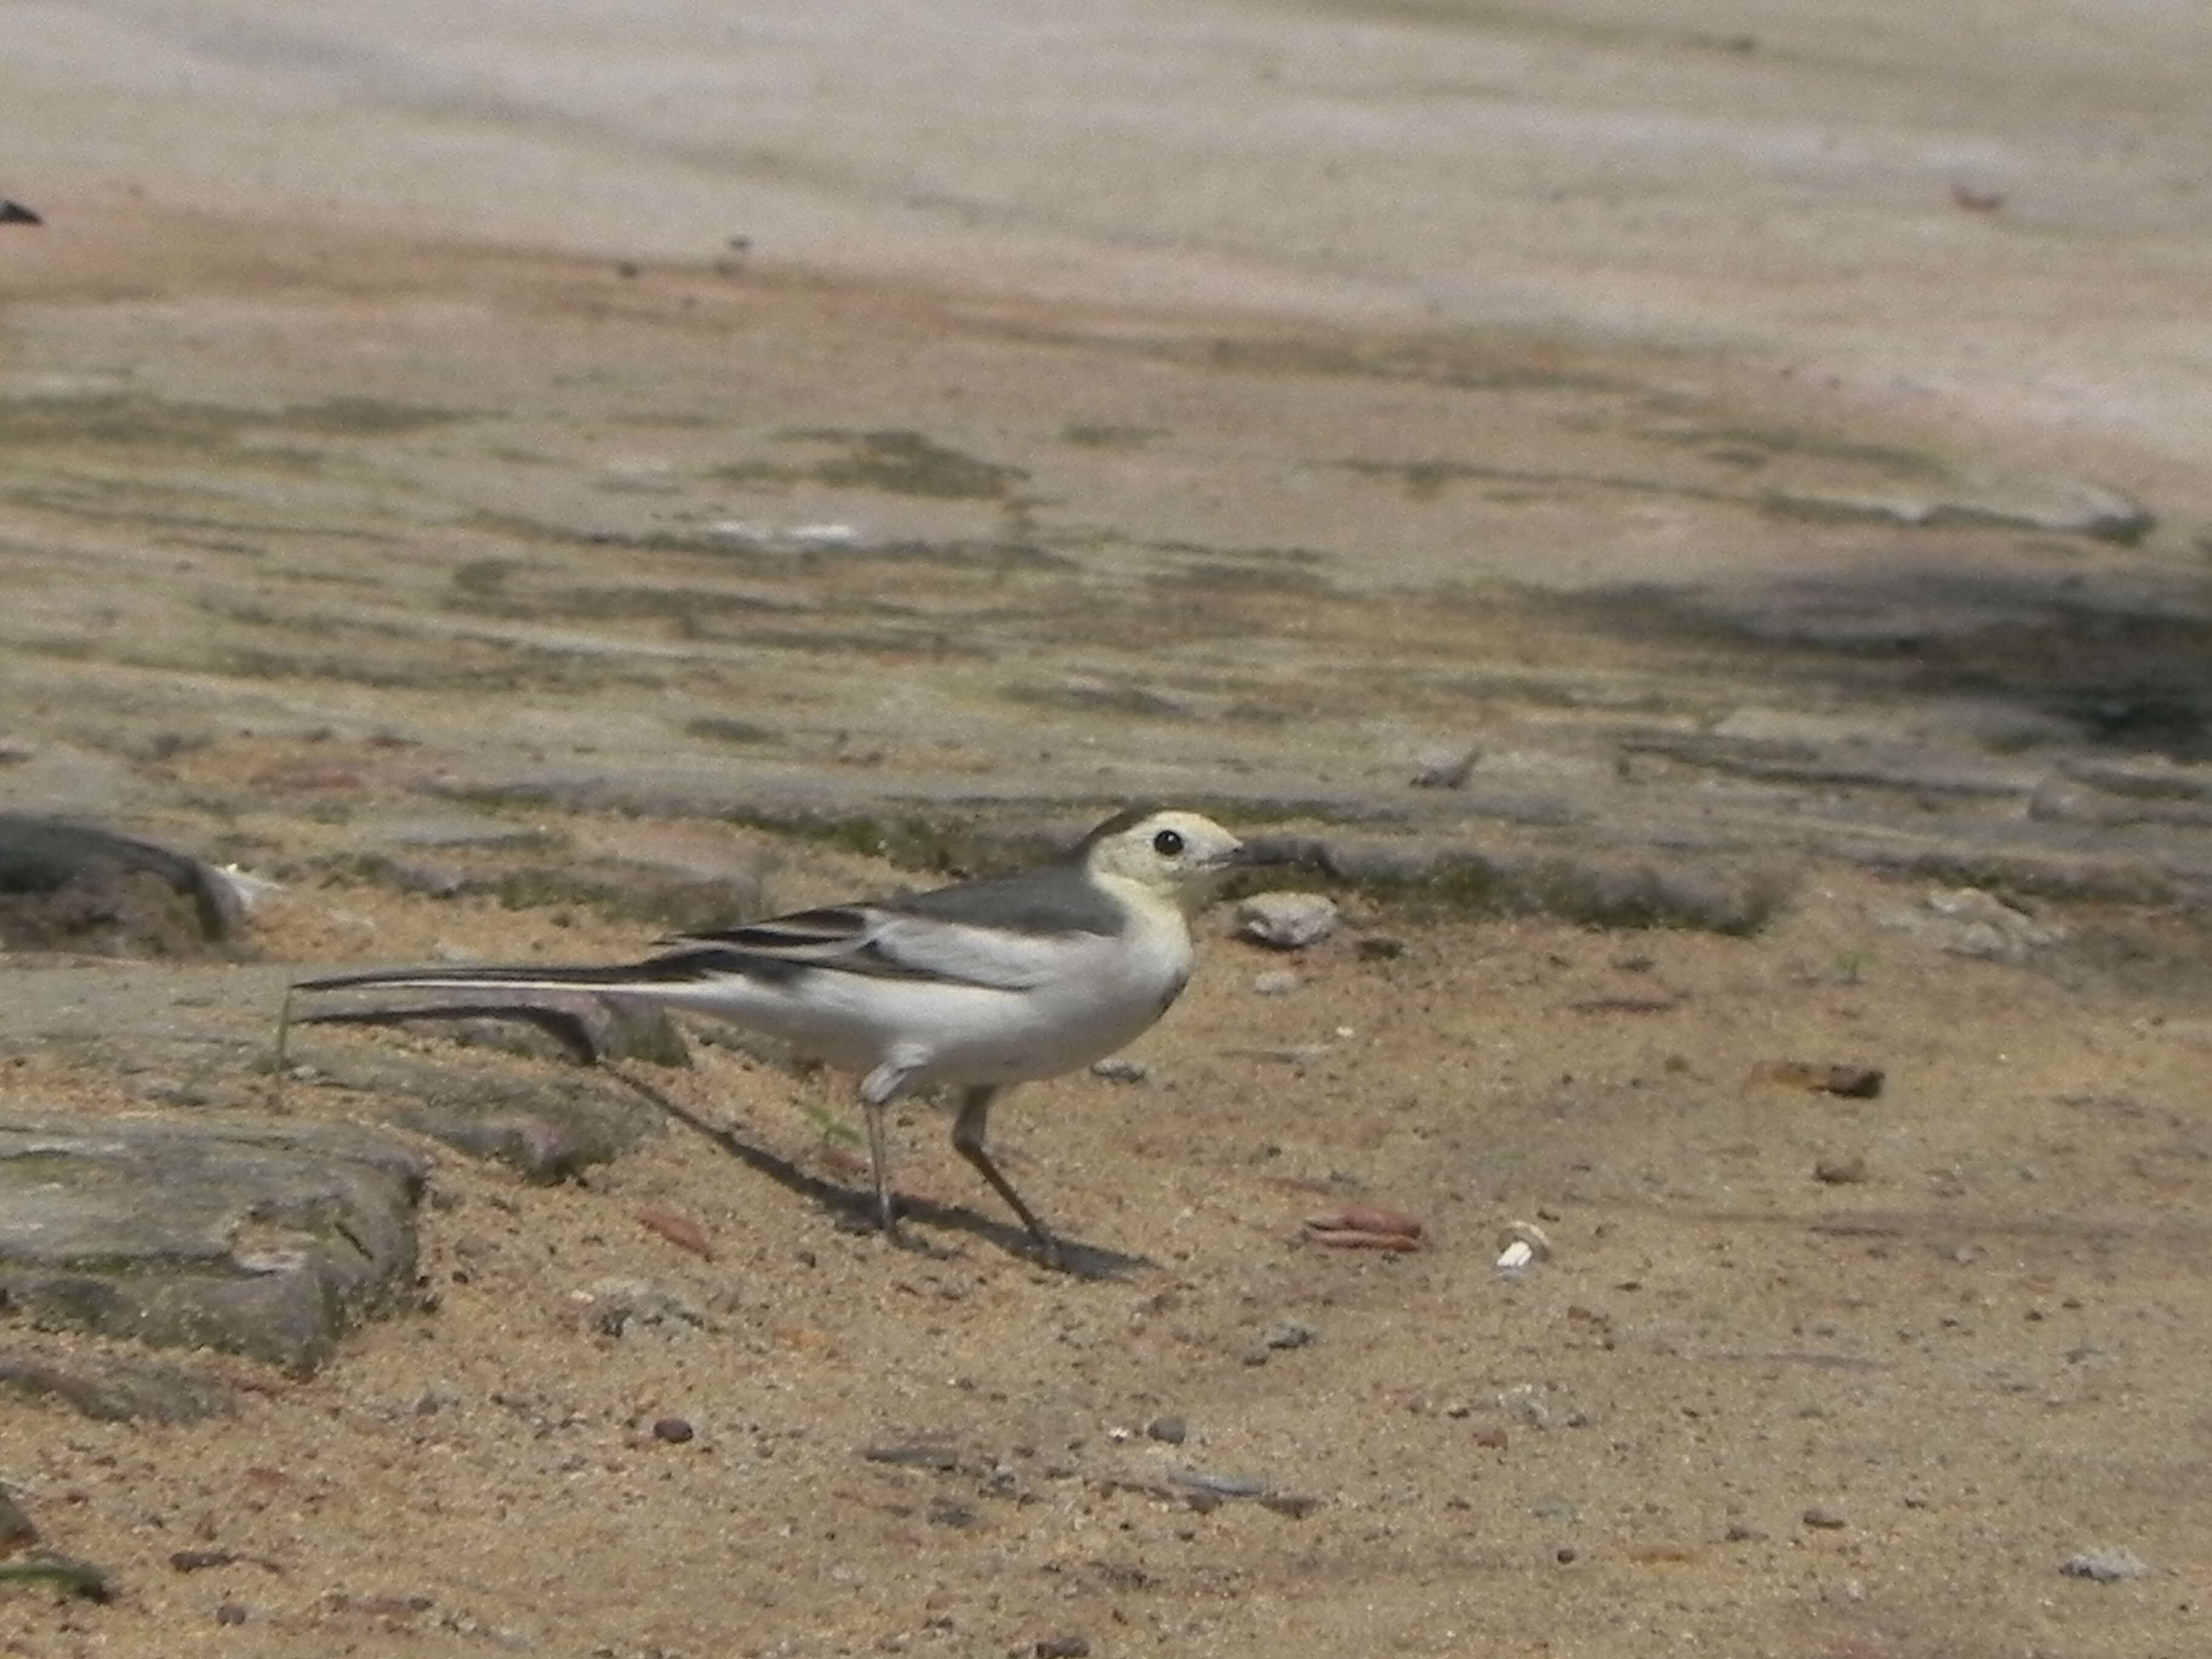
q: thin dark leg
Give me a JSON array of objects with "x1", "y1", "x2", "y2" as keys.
[
  {"x1": 951, "y1": 1085, "x2": 1061, "y2": 1267},
  {"x1": 858, "y1": 1062, "x2": 910, "y2": 1241}
]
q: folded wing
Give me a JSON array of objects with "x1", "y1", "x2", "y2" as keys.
[{"x1": 666, "y1": 901, "x2": 1079, "y2": 991}]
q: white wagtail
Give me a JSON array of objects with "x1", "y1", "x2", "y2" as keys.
[{"x1": 293, "y1": 806, "x2": 1245, "y2": 1265}]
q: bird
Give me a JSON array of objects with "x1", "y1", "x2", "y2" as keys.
[{"x1": 292, "y1": 806, "x2": 1246, "y2": 1266}]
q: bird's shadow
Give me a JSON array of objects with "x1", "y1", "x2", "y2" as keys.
[{"x1": 608, "y1": 1068, "x2": 1148, "y2": 1281}]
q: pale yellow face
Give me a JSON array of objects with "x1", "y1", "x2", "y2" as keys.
[{"x1": 1084, "y1": 809, "x2": 1244, "y2": 912}]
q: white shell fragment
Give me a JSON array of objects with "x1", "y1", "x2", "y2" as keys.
[{"x1": 1493, "y1": 1221, "x2": 1553, "y2": 1277}]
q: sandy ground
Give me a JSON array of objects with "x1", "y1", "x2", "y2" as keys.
[{"x1": 6, "y1": 847, "x2": 2212, "y2": 1658}]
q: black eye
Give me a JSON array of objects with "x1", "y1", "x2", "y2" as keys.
[{"x1": 1152, "y1": 828, "x2": 1185, "y2": 857}]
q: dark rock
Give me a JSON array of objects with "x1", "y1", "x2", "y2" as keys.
[
  {"x1": 0, "y1": 201, "x2": 42, "y2": 226},
  {"x1": 0, "y1": 815, "x2": 243, "y2": 954},
  {"x1": 1144, "y1": 1415, "x2": 1187, "y2": 1445},
  {"x1": 0, "y1": 1556, "x2": 113, "y2": 1600},
  {"x1": 292, "y1": 993, "x2": 690, "y2": 1070},
  {"x1": 861, "y1": 1442, "x2": 962, "y2": 1472},
  {"x1": 0, "y1": 1347, "x2": 240, "y2": 1423},
  {"x1": 651, "y1": 1416, "x2": 695, "y2": 1444},
  {"x1": 287, "y1": 1045, "x2": 662, "y2": 1180},
  {"x1": 1817, "y1": 1066, "x2": 1885, "y2": 1099},
  {"x1": 170, "y1": 1549, "x2": 279, "y2": 1574},
  {"x1": 1168, "y1": 1468, "x2": 1264, "y2": 1499},
  {"x1": 0, "y1": 1487, "x2": 34, "y2": 1550},
  {"x1": 0, "y1": 1113, "x2": 426, "y2": 1373}
]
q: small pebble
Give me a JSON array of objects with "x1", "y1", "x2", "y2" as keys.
[
  {"x1": 215, "y1": 1603, "x2": 249, "y2": 1626},
  {"x1": 1251, "y1": 969, "x2": 1302, "y2": 996},
  {"x1": 1498, "y1": 1386, "x2": 1550, "y2": 1429},
  {"x1": 651, "y1": 1416, "x2": 695, "y2": 1444},
  {"x1": 1261, "y1": 1320, "x2": 1316, "y2": 1351},
  {"x1": 1145, "y1": 1415, "x2": 1187, "y2": 1445},
  {"x1": 1034, "y1": 1637, "x2": 1091, "y2": 1658},
  {"x1": 1554, "y1": 1546, "x2": 1578, "y2": 1564},
  {"x1": 1089, "y1": 1056, "x2": 1151, "y2": 1084},
  {"x1": 1801, "y1": 1505, "x2": 1848, "y2": 1530},
  {"x1": 1236, "y1": 892, "x2": 1341, "y2": 950},
  {"x1": 1410, "y1": 746, "x2": 1480, "y2": 788},
  {"x1": 2061, "y1": 1546, "x2": 2150, "y2": 1583},
  {"x1": 1814, "y1": 1154, "x2": 1868, "y2": 1185}
]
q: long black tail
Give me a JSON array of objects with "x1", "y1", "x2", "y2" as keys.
[{"x1": 293, "y1": 947, "x2": 762, "y2": 995}]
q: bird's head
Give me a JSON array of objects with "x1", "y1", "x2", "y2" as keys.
[{"x1": 1079, "y1": 806, "x2": 1245, "y2": 914}]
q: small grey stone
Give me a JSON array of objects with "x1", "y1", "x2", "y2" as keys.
[
  {"x1": 577, "y1": 1279, "x2": 706, "y2": 1338},
  {"x1": 1251, "y1": 969, "x2": 1302, "y2": 996},
  {"x1": 1260, "y1": 1320, "x2": 1316, "y2": 1351},
  {"x1": 1235, "y1": 892, "x2": 1341, "y2": 950},
  {"x1": 1801, "y1": 1504, "x2": 1848, "y2": 1530},
  {"x1": 1144, "y1": 1415, "x2": 1187, "y2": 1445},
  {"x1": 2061, "y1": 1546, "x2": 2150, "y2": 1583},
  {"x1": 1410, "y1": 747, "x2": 1481, "y2": 789},
  {"x1": 1089, "y1": 1056, "x2": 1151, "y2": 1084},
  {"x1": 1498, "y1": 1385, "x2": 1552, "y2": 1429}
]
